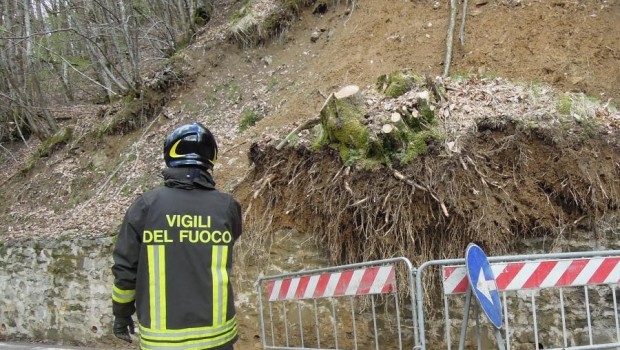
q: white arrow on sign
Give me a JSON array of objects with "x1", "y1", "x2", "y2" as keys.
[{"x1": 475, "y1": 267, "x2": 497, "y2": 303}]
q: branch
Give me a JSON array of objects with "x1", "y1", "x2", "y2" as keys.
[
  {"x1": 0, "y1": 143, "x2": 18, "y2": 162},
  {"x1": 275, "y1": 93, "x2": 334, "y2": 150},
  {"x1": 393, "y1": 170, "x2": 449, "y2": 217},
  {"x1": 426, "y1": 75, "x2": 446, "y2": 106},
  {"x1": 221, "y1": 140, "x2": 249, "y2": 155},
  {"x1": 35, "y1": 42, "x2": 119, "y2": 96},
  {"x1": 97, "y1": 116, "x2": 160, "y2": 195}
]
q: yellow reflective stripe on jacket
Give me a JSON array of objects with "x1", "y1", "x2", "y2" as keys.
[
  {"x1": 147, "y1": 245, "x2": 167, "y2": 330},
  {"x1": 112, "y1": 285, "x2": 135, "y2": 304},
  {"x1": 211, "y1": 245, "x2": 229, "y2": 325},
  {"x1": 139, "y1": 316, "x2": 237, "y2": 341},
  {"x1": 140, "y1": 325, "x2": 237, "y2": 350}
]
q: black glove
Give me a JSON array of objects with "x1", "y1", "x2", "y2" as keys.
[{"x1": 113, "y1": 316, "x2": 135, "y2": 343}]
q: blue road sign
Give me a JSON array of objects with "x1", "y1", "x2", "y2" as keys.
[{"x1": 465, "y1": 243, "x2": 503, "y2": 329}]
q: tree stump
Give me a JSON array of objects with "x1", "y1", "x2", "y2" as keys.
[{"x1": 320, "y1": 85, "x2": 369, "y2": 151}]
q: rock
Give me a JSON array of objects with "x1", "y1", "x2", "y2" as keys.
[
  {"x1": 310, "y1": 30, "x2": 321, "y2": 42},
  {"x1": 327, "y1": 28, "x2": 336, "y2": 40},
  {"x1": 261, "y1": 56, "x2": 273, "y2": 66},
  {"x1": 417, "y1": 91, "x2": 430, "y2": 102},
  {"x1": 570, "y1": 76, "x2": 584, "y2": 85}
]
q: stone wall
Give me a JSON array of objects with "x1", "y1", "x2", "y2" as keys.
[
  {"x1": 0, "y1": 219, "x2": 619, "y2": 347},
  {"x1": 0, "y1": 234, "x2": 116, "y2": 346}
]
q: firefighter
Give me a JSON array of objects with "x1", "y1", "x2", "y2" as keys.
[{"x1": 111, "y1": 122, "x2": 242, "y2": 350}]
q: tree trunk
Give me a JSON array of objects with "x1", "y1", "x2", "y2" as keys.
[{"x1": 118, "y1": 0, "x2": 141, "y2": 89}]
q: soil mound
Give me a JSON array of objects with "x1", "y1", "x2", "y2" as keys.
[{"x1": 240, "y1": 77, "x2": 620, "y2": 267}]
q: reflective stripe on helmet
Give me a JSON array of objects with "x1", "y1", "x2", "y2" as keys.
[{"x1": 168, "y1": 139, "x2": 185, "y2": 159}]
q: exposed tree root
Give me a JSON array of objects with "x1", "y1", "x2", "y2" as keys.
[{"x1": 238, "y1": 120, "x2": 620, "y2": 305}]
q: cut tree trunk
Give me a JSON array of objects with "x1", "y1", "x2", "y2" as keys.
[{"x1": 320, "y1": 85, "x2": 369, "y2": 151}]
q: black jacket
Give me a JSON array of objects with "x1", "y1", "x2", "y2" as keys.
[{"x1": 112, "y1": 168, "x2": 242, "y2": 350}]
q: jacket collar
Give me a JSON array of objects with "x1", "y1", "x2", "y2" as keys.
[{"x1": 162, "y1": 167, "x2": 216, "y2": 190}]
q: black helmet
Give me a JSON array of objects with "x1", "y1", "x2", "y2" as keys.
[{"x1": 164, "y1": 123, "x2": 218, "y2": 169}]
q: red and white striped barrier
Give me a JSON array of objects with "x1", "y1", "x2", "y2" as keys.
[
  {"x1": 442, "y1": 257, "x2": 620, "y2": 295},
  {"x1": 266, "y1": 265, "x2": 396, "y2": 301}
]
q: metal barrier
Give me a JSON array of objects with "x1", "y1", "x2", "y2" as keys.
[
  {"x1": 416, "y1": 250, "x2": 620, "y2": 350},
  {"x1": 257, "y1": 257, "x2": 417, "y2": 350}
]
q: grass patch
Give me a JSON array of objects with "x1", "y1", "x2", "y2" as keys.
[
  {"x1": 267, "y1": 76, "x2": 278, "y2": 91},
  {"x1": 228, "y1": 0, "x2": 315, "y2": 47},
  {"x1": 226, "y1": 80, "x2": 241, "y2": 101},
  {"x1": 239, "y1": 108, "x2": 262, "y2": 132},
  {"x1": 67, "y1": 176, "x2": 95, "y2": 208}
]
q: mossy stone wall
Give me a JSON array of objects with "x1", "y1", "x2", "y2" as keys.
[
  {"x1": 0, "y1": 235, "x2": 116, "y2": 346},
  {"x1": 0, "y1": 219, "x2": 618, "y2": 347}
]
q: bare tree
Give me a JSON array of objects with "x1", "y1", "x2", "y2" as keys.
[{"x1": 0, "y1": 0, "x2": 207, "y2": 143}]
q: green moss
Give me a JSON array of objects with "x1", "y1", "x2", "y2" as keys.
[
  {"x1": 397, "y1": 129, "x2": 442, "y2": 164},
  {"x1": 338, "y1": 147, "x2": 357, "y2": 166},
  {"x1": 45, "y1": 329, "x2": 59, "y2": 341},
  {"x1": 313, "y1": 71, "x2": 446, "y2": 168},
  {"x1": 357, "y1": 157, "x2": 384, "y2": 170},
  {"x1": 66, "y1": 304, "x2": 84, "y2": 312},
  {"x1": 193, "y1": 3, "x2": 214, "y2": 26},
  {"x1": 41, "y1": 127, "x2": 73, "y2": 156},
  {"x1": 557, "y1": 94, "x2": 573, "y2": 115},
  {"x1": 47, "y1": 254, "x2": 78, "y2": 276},
  {"x1": 262, "y1": 13, "x2": 284, "y2": 35},
  {"x1": 310, "y1": 124, "x2": 327, "y2": 150},
  {"x1": 385, "y1": 79, "x2": 408, "y2": 98},
  {"x1": 33, "y1": 329, "x2": 45, "y2": 340},
  {"x1": 21, "y1": 127, "x2": 73, "y2": 173},
  {"x1": 419, "y1": 101, "x2": 437, "y2": 125},
  {"x1": 376, "y1": 70, "x2": 424, "y2": 98},
  {"x1": 319, "y1": 96, "x2": 374, "y2": 166},
  {"x1": 322, "y1": 99, "x2": 368, "y2": 149}
]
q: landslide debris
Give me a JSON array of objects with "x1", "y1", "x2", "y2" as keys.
[{"x1": 240, "y1": 75, "x2": 620, "y2": 268}]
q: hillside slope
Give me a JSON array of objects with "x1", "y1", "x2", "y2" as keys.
[{"x1": 1, "y1": 0, "x2": 619, "y2": 347}]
